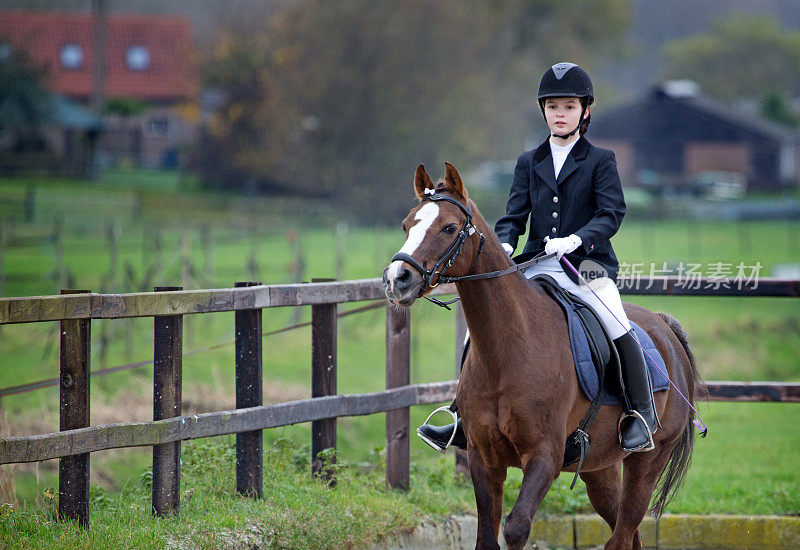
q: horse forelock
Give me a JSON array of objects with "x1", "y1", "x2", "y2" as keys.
[{"x1": 425, "y1": 180, "x2": 468, "y2": 208}]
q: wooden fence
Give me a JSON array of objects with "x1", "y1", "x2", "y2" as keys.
[{"x1": 1, "y1": 276, "x2": 799, "y2": 527}]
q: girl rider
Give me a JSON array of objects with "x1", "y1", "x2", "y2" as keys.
[{"x1": 417, "y1": 62, "x2": 658, "y2": 454}]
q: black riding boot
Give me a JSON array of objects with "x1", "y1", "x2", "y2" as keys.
[
  {"x1": 417, "y1": 417, "x2": 467, "y2": 452},
  {"x1": 615, "y1": 331, "x2": 658, "y2": 452},
  {"x1": 416, "y1": 400, "x2": 467, "y2": 452}
]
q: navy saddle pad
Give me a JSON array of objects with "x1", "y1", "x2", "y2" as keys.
[
  {"x1": 572, "y1": 317, "x2": 669, "y2": 405},
  {"x1": 531, "y1": 274, "x2": 669, "y2": 404}
]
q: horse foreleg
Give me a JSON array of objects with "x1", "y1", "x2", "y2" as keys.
[
  {"x1": 580, "y1": 463, "x2": 622, "y2": 532},
  {"x1": 503, "y1": 452, "x2": 559, "y2": 550},
  {"x1": 606, "y1": 449, "x2": 671, "y2": 550},
  {"x1": 468, "y1": 448, "x2": 506, "y2": 550}
]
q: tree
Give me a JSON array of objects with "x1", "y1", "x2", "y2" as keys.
[
  {"x1": 198, "y1": 0, "x2": 631, "y2": 221},
  {"x1": 664, "y1": 12, "x2": 800, "y2": 105},
  {"x1": 761, "y1": 90, "x2": 799, "y2": 127},
  {"x1": 0, "y1": 44, "x2": 52, "y2": 152}
]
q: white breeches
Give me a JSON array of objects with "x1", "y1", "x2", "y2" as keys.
[{"x1": 524, "y1": 256, "x2": 631, "y2": 340}]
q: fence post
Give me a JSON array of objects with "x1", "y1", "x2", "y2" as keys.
[
  {"x1": 385, "y1": 304, "x2": 410, "y2": 490},
  {"x1": 152, "y1": 286, "x2": 183, "y2": 517},
  {"x1": 454, "y1": 302, "x2": 469, "y2": 477},
  {"x1": 59, "y1": 289, "x2": 91, "y2": 527},
  {"x1": 0, "y1": 221, "x2": 8, "y2": 299},
  {"x1": 235, "y1": 281, "x2": 263, "y2": 498},
  {"x1": 311, "y1": 278, "x2": 337, "y2": 486},
  {"x1": 24, "y1": 184, "x2": 35, "y2": 222},
  {"x1": 52, "y1": 217, "x2": 64, "y2": 289}
]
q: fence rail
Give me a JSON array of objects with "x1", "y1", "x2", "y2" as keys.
[
  {"x1": 2, "y1": 277, "x2": 798, "y2": 325},
  {"x1": 0, "y1": 279, "x2": 392, "y2": 324},
  {"x1": 4, "y1": 380, "x2": 799, "y2": 467},
  {"x1": 1, "y1": 275, "x2": 798, "y2": 527},
  {"x1": 0, "y1": 381, "x2": 459, "y2": 465}
]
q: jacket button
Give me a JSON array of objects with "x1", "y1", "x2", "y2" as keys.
[
  {"x1": 553, "y1": 196, "x2": 558, "y2": 203},
  {"x1": 551, "y1": 227, "x2": 557, "y2": 233},
  {"x1": 552, "y1": 212, "x2": 558, "y2": 218}
]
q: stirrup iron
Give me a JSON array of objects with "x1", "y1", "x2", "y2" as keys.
[
  {"x1": 618, "y1": 410, "x2": 655, "y2": 452},
  {"x1": 416, "y1": 405, "x2": 459, "y2": 454}
]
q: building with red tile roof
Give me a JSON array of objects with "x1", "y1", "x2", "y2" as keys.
[
  {"x1": 0, "y1": 9, "x2": 200, "y2": 170},
  {"x1": 0, "y1": 9, "x2": 198, "y2": 103}
]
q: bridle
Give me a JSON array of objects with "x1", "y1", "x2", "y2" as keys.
[
  {"x1": 391, "y1": 191, "x2": 485, "y2": 308},
  {"x1": 390, "y1": 190, "x2": 555, "y2": 309}
]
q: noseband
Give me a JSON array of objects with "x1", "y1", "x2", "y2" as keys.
[{"x1": 391, "y1": 192, "x2": 486, "y2": 308}]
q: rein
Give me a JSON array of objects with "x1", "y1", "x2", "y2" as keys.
[{"x1": 390, "y1": 191, "x2": 555, "y2": 310}]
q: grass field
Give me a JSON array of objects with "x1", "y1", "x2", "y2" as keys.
[
  {"x1": 1, "y1": 171, "x2": 799, "y2": 544},
  {"x1": 1, "y1": 403, "x2": 798, "y2": 549}
]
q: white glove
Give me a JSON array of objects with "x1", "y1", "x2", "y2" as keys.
[
  {"x1": 544, "y1": 234, "x2": 582, "y2": 259},
  {"x1": 501, "y1": 243, "x2": 514, "y2": 255}
]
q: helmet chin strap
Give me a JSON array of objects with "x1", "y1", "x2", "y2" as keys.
[{"x1": 552, "y1": 125, "x2": 580, "y2": 139}]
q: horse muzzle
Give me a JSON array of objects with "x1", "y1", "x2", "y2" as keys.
[{"x1": 383, "y1": 265, "x2": 422, "y2": 306}]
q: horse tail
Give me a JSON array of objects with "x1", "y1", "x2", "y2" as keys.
[{"x1": 650, "y1": 312, "x2": 706, "y2": 518}]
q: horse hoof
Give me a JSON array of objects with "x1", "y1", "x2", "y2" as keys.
[{"x1": 503, "y1": 517, "x2": 532, "y2": 549}]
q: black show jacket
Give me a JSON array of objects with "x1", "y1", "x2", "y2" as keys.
[{"x1": 494, "y1": 135, "x2": 626, "y2": 285}]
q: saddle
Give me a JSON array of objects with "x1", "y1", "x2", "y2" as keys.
[
  {"x1": 530, "y1": 274, "x2": 669, "y2": 402},
  {"x1": 529, "y1": 274, "x2": 622, "y2": 402}
]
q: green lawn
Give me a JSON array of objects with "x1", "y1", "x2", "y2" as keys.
[
  {"x1": 2, "y1": 400, "x2": 798, "y2": 549},
  {"x1": 1, "y1": 439, "x2": 475, "y2": 550},
  {"x1": 1, "y1": 173, "x2": 799, "y2": 544}
]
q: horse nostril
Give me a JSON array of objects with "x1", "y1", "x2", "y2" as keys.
[{"x1": 396, "y1": 267, "x2": 411, "y2": 283}]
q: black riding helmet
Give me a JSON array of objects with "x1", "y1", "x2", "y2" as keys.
[{"x1": 538, "y1": 62, "x2": 594, "y2": 138}]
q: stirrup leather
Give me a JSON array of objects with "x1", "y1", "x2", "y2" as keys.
[
  {"x1": 618, "y1": 410, "x2": 655, "y2": 452},
  {"x1": 416, "y1": 406, "x2": 459, "y2": 454}
]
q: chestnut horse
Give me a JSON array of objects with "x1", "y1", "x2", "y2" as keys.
[{"x1": 383, "y1": 163, "x2": 702, "y2": 550}]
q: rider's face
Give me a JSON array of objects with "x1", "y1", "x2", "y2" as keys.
[{"x1": 543, "y1": 97, "x2": 587, "y2": 138}]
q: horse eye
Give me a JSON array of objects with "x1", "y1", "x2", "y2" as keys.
[
  {"x1": 442, "y1": 224, "x2": 457, "y2": 234},
  {"x1": 401, "y1": 223, "x2": 407, "y2": 232}
]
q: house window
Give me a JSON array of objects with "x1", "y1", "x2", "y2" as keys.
[
  {"x1": 60, "y1": 44, "x2": 83, "y2": 69},
  {"x1": 126, "y1": 46, "x2": 150, "y2": 71},
  {"x1": 148, "y1": 117, "x2": 169, "y2": 137}
]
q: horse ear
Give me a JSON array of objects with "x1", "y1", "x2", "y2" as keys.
[
  {"x1": 444, "y1": 162, "x2": 468, "y2": 200},
  {"x1": 414, "y1": 164, "x2": 434, "y2": 200}
]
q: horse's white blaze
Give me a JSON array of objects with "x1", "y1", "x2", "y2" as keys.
[{"x1": 386, "y1": 202, "x2": 440, "y2": 290}]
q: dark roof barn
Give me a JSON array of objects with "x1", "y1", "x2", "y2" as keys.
[{"x1": 590, "y1": 82, "x2": 798, "y2": 191}]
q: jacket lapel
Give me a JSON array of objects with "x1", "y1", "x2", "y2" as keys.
[
  {"x1": 532, "y1": 140, "x2": 557, "y2": 194},
  {"x1": 557, "y1": 156, "x2": 578, "y2": 185}
]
